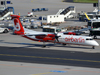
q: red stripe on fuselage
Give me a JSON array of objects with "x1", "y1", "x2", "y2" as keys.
[{"x1": 23, "y1": 34, "x2": 55, "y2": 42}]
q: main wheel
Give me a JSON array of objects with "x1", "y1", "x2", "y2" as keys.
[
  {"x1": 92, "y1": 46, "x2": 95, "y2": 49},
  {"x1": 42, "y1": 45, "x2": 46, "y2": 48},
  {"x1": 62, "y1": 43, "x2": 66, "y2": 46}
]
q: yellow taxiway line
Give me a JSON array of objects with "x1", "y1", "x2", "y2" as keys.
[
  {"x1": 0, "y1": 54, "x2": 100, "y2": 63},
  {"x1": 32, "y1": 72, "x2": 53, "y2": 75}
]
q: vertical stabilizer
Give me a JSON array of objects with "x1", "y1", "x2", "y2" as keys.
[{"x1": 11, "y1": 15, "x2": 24, "y2": 35}]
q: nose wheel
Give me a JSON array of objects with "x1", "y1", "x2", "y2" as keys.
[{"x1": 92, "y1": 46, "x2": 95, "y2": 49}]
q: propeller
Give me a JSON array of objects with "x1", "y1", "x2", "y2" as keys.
[{"x1": 54, "y1": 33, "x2": 61, "y2": 43}]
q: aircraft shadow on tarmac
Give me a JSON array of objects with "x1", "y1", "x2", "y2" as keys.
[{"x1": 0, "y1": 40, "x2": 92, "y2": 50}]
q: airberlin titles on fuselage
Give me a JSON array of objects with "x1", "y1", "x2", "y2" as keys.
[{"x1": 65, "y1": 36, "x2": 85, "y2": 43}]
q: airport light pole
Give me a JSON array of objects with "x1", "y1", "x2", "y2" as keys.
[
  {"x1": 4, "y1": 0, "x2": 7, "y2": 9},
  {"x1": 98, "y1": 0, "x2": 100, "y2": 14}
]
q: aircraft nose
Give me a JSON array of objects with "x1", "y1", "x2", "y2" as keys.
[{"x1": 94, "y1": 41, "x2": 99, "y2": 46}]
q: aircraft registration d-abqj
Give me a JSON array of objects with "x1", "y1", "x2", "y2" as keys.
[{"x1": 11, "y1": 15, "x2": 99, "y2": 49}]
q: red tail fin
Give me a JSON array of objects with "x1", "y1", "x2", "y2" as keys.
[{"x1": 11, "y1": 15, "x2": 24, "y2": 35}]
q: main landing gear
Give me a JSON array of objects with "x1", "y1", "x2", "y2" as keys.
[
  {"x1": 62, "y1": 43, "x2": 66, "y2": 46},
  {"x1": 42, "y1": 42, "x2": 46, "y2": 48},
  {"x1": 42, "y1": 45, "x2": 46, "y2": 48}
]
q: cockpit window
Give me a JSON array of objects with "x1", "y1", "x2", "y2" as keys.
[
  {"x1": 86, "y1": 38, "x2": 93, "y2": 40},
  {"x1": 86, "y1": 38, "x2": 89, "y2": 40}
]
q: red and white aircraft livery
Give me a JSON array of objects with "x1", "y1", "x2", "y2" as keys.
[{"x1": 11, "y1": 15, "x2": 99, "y2": 49}]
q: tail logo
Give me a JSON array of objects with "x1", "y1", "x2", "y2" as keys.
[{"x1": 13, "y1": 18, "x2": 20, "y2": 31}]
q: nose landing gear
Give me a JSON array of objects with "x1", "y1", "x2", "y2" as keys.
[{"x1": 92, "y1": 46, "x2": 95, "y2": 49}]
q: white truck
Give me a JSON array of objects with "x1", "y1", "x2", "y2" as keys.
[
  {"x1": 42, "y1": 26, "x2": 67, "y2": 33},
  {"x1": 27, "y1": 12, "x2": 33, "y2": 17},
  {"x1": 0, "y1": 27, "x2": 9, "y2": 33}
]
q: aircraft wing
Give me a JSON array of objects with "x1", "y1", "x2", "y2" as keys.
[{"x1": 25, "y1": 34, "x2": 47, "y2": 36}]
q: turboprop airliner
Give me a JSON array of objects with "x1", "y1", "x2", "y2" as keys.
[{"x1": 11, "y1": 15, "x2": 99, "y2": 49}]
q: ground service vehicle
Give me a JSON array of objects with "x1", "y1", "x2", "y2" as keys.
[
  {"x1": 43, "y1": 26, "x2": 62, "y2": 33},
  {"x1": 0, "y1": 27, "x2": 9, "y2": 33},
  {"x1": 27, "y1": 12, "x2": 33, "y2": 17},
  {"x1": 88, "y1": 19, "x2": 100, "y2": 29},
  {"x1": 89, "y1": 28, "x2": 100, "y2": 39}
]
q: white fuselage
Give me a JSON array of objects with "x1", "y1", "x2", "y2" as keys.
[{"x1": 57, "y1": 34, "x2": 99, "y2": 46}]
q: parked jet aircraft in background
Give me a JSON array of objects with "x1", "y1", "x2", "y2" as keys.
[{"x1": 11, "y1": 15, "x2": 99, "y2": 49}]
